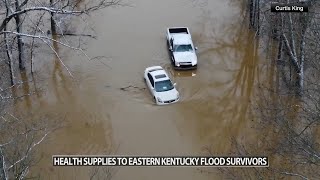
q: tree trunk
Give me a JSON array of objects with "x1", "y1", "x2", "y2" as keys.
[
  {"x1": 249, "y1": 0, "x2": 255, "y2": 29},
  {"x1": 30, "y1": 40, "x2": 35, "y2": 73},
  {"x1": 15, "y1": 0, "x2": 25, "y2": 70},
  {"x1": 296, "y1": 6, "x2": 312, "y2": 96},
  {"x1": 4, "y1": 26, "x2": 15, "y2": 85},
  {"x1": 3, "y1": 1, "x2": 15, "y2": 86},
  {"x1": 288, "y1": 13, "x2": 297, "y2": 58},
  {"x1": 50, "y1": 0, "x2": 57, "y2": 35},
  {"x1": 277, "y1": 13, "x2": 284, "y2": 64},
  {"x1": 297, "y1": 30, "x2": 306, "y2": 96},
  {"x1": 256, "y1": 0, "x2": 260, "y2": 34},
  {"x1": 277, "y1": 40, "x2": 283, "y2": 60},
  {"x1": 0, "y1": 148, "x2": 7, "y2": 180},
  {"x1": 249, "y1": 0, "x2": 260, "y2": 32}
]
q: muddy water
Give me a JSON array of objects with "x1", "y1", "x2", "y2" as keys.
[{"x1": 13, "y1": 0, "x2": 262, "y2": 179}]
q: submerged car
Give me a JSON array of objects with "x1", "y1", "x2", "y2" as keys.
[{"x1": 144, "y1": 66, "x2": 180, "y2": 105}]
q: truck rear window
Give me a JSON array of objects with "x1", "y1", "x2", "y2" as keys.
[{"x1": 169, "y1": 28, "x2": 188, "y2": 34}]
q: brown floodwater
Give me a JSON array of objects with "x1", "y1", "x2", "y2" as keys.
[{"x1": 11, "y1": 0, "x2": 265, "y2": 179}]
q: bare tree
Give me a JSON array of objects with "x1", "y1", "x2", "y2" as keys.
[
  {"x1": 0, "y1": 115, "x2": 60, "y2": 179},
  {"x1": 14, "y1": 0, "x2": 26, "y2": 70},
  {"x1": 199, "y1": 1, "x2": 320, "y2": 179},
  {"x1": 0, "y1": 0, "x2": 123, "y2": 179},
  {"x1": 0, "y1": 79, "x2": 63, "y2": 179},
  {"x1": 260, "y1": 0, "x2": 315, "y2": 96},
  {"x1": 0, "y1": 0, "x2": 122, "y2": 85},
  {"x1": 214, "y1": 0, "x2": 320, "y2": 179}
]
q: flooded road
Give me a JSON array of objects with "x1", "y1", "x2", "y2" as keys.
[{"x1": 13, "y1": 0, "x2": 263, "y2": 179}]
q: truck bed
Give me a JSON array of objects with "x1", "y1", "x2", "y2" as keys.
[{"x1": 168, "y1": 28, "x2": 189, "y2": 34}]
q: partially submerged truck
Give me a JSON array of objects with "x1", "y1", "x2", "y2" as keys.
[{"x1": 166, "y1": 27, "x2": 198, "y2": 70}]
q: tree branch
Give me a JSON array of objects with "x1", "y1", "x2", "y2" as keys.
[
  {"x1": 54, "y1": 33, "x2": 97, "y2": 39},
  {"x1": 281, "y1": 33, "x2": 301, "y2": 72},
  {"x1": 42, "y1": 37, "x2": 74, "y2": 77},
  {"x1": 281, "y1": 172, "x2": 309, "y2": 180},
  {"x1": 7, "y1": 130, "x2": 50, "y2": 170},
  {"x1": 0, "y1": 0, "x2": 122, "y2": 32}
]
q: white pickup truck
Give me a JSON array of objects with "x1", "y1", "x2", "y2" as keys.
[{"x1": 166, "y1": 27, "x2": 198, "y2": 70}]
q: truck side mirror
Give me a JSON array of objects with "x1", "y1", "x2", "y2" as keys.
[{"x1": 195, "y1": 47, "x2": 198, "y2": 51}]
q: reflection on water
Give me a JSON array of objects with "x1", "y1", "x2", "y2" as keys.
[
  {"x1": 169, "y1": 69, "x2": 198, "y2": 78},
  {"x1": 173, "y1": 8, "x2": 260, "y2": 155}
]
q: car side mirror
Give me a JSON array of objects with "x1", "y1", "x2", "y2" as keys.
[
  {"x1": 169, "y1": 47, "x2": 173, "y2": 51},
  {"x1": 173, "y1": 83, "x2": 177, "y2": 86},
  {"x1": 195, "y1": 47, "x2": 198, "y2": 51}
]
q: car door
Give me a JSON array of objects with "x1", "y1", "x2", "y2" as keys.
[{"x1": 147, "y1": 73, "x2": 155, "y2": 95}]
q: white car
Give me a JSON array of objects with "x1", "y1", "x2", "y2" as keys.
[{"x1": 144, "y1": 66, "x2": 180, "y2": 105}]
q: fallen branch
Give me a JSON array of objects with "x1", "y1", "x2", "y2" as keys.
[
  {"x1": 281, "y1": 172, "x2": 309, "y2": 180},
  {"x1": 120, "y1": 85, "x2": 146, "y2": 91},
  {"x1": 53, "y1": 33, "x2": 97, "y2": 39}
]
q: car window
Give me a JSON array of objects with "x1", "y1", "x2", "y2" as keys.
[
  {"x1": 154, "y1": 80, "x2": 174, "y2": 92},
  {"x1": 174, "y1": 44, "x2": 193, "y2": 52},
  {"x1": 147, "y1": 73, "x2": 154, "y2": 87}
]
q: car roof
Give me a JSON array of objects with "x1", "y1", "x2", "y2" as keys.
[
  {"x1": 172, "y1": 34, "x2": 192, "y2": 45},
  {"x1": 150, "y1": 70, "x2": 170, "y2": 82}
]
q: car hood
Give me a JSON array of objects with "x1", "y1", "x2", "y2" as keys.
[
  {"x1": 173, "y1": 51, "x2": 197, "y2": 64},
  {"x1": 155, "y1": 89, "x2": 179, "y2": 101}
]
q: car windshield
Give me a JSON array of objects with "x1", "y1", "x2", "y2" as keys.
[
  {"x1": 174, "y1": 44, "x2": 193, "y2": 52},
  {"x1": 154, "y1": 80, "x2": 174, "y2": 92}
]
